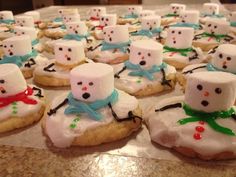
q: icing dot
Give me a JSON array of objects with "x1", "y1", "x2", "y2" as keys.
[
  {"x1": 193, "y1": 133, "x2": 202, "y2": 140},
  {"x1": 198, "y1": 121, "x2": 205, "y2": 125},
  {"x1": 196, "y1": 126, "x2": 205, "y2": 132},
  {"x1": 70, "y1": 124, "x2": 76, "y2": 129}
]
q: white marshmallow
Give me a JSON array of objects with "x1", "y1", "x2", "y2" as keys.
[
  {"x1": 89, "y1": 7, "x2": 106, "y2": 19},
  {"x1": 0, "y1": 64, "x2": 27, "y2": 97},
  {"x1": 99, "y1": 14, "x2": 117, "y2": 27},
  {"x1": 127, "y1": 6, "x2": 142, "y2": 15},
  {"x1": 204, "y1": 18, "x2": 230, "y2": 35},
  {"x1": 66, "y1": 21, "x2": 88, "y2": 35},
  {"x1": 3, "y1": 35, "x2": 32, "y2": 57},
  {"x1": 129, "y1": 40, "x2": 163, "y2": 69},
  {"x1": 54, "y1": 41, "x2": 85, "y2": 65},
  {"x1": 141, "y1": 15, "x2": 161, "y2": 30},
  {"x1": 0, "y1": 11, "x2": 14, "y2": 20},
  {"x1": 58, "y1": 9, "x2": 78, "y2": 17},
  {"x1": 62, "y1": 14, "x2": 80, "y2": 24},
  {"x1": 229, "y1": 11, "x2": 236, "y2": 22},
  {"x1": 165, "y1": 27, "x2": 194, "y2": 49},
  {"x1": 203, "y1": 3, "x2": 219, "y2": 15},
  {"x1": 169, "y1": 3, "x2": 186, "y2": 15},
  {"x1": 179, "y1": 10, "x2": 199, "y2": 24},
  {"x1": 138, "y1": 10, "x2": 155, "y2": 18},
  {"x1": 211, "y1": 44, "x2": 236, "y2": 73},
  {"x1": 24, "y1": 11, "x2": 40, "y2": 22},
  {"x1": 14, "y1": 26, "x2": 37, "y2": 41},
  {"x1": 70, "y1": 63, "x2": 114, "y2": 102},
  {"x1": 103, "y1": 25, "x2": 129, "y2": 44},
  {"x1": 15, "y1": 16, "x2": 34, "y2": 27},
  {"x1": 185, "y1": 71, "x2": 236, "y2": 112}
]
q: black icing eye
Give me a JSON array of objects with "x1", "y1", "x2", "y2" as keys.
[
  {"x1": 59, "y1": 47, "x2": 63, "y2": 51},
  {"x1": 98, "y1": 9, "x2": 101, "y2": 12},
  {"x1": 77, "y1": 81, "x2": 82, "y2": 85},
  {"x1": 227, "y1": 57, "x2": 231, "y2": 61},
  {"x1": 215, "y1": 88, "x2": 222, "y2": 94},
  {"x1": 138, "y1": 52, "x2": 141, "y2": 55},
  {"x1": 68, "y1": 48, "x2": 72, "y2": 52},
  {"x1": 101, "y1": 17, "x2": 104, "y2": 21},
  {"x1": 22, "y1": 32, "x2": 24, "y2": 34},
  {"x1": 14, "y1": 32, "x2": 17, "y2": 34},
  {"x1": 103, "y1": 32, "x2": 106, "y2": 35},
  {"x1": 208, "y1": 24, "x2": 212, "y2": 27},
  {"x1": 178, "y1": 31, "x2": 182, "y2": 35},
  {"x1": 214, "y1": 25, "x2": 217, "y2": 29},
  {"x1": 219, "y1": 53, "x2": 223, "y2": 58},
  {"x1": 106, "y1": 18, "x2": 109, "y2": 21},
  {"x1": 154, "y1": 22, "x2": 156, "y2": 25},
  {"x1": 147, "y1": 22, "x2": 149, "y2": 25},
  {"x1": 89, "y1": 82, "x2": 93, "y2": 86},
  {"x1": 3, "y1": 45, "x2": 6, "y2": 48},
  {"x1": 171, "y1": 30, "x2": 175, "y2": 34},
  {"x1": 10, "y1": 45, "x2": 13, "y2": 48},
  {"x1": 111, "y1": 30, "x2": 114, "y2": 34},
  {"x1": 197, "y1": 84, "x2": 203, "y2": 91},
  {"x1": 0, "y1": 80, "x2": 5, "y2": 83},
  {"x1": 148, "y1": 53, "x2": 151, "y2": 57}
]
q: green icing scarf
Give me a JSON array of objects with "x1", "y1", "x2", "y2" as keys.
[
  {"x1": 163, "y1": 46, "x2": 193, "y2": 56},
  {"x1": 199, "y1": 32, "x2": 227, "y2": 42}
]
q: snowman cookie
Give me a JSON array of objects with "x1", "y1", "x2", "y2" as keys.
[
  {"x1": 0, "y1": 35, "x2": 48, "y2": 79},
  {"x1": 114, "y1": 40, "x2": 176, "y2": 97},
  {"x1": 86, "y1": 7, "x2": 106, "y2": 28},
  {"x1": 146, "y1": 71, "x2": 236, "y2": 160},
  {"x1": 118, "y1": 6, "x2": 142, "y2": 25},
  {"x1": 92, "y1": 14, "x2": 117, "y2": 40},
  {"x1": 0, "y1": 11, "x2": 15, "y2": 40},
  {"x1": 161, "y1": 3, "x2": 186, "y2": 26},
  {"x1": 229, "y1": 11, "x2": 236, "y2": 35},
  {"x1": 34, "y1": 41, "x2": 88, "y2": 87},
  {"x1": 42, "y1": 63, "x2": 142, "y2": 148},
  {"x1": 193, "y1": 18, "x2": 234, "y2": 51},
  {"x1": 0, "y1": 64, "x2": 45, "y2": 133},
  {"x1": 163, "y1": 27, "x2": 204, "y2": 70},
  {"x1": 178, "y1": 44, "x2": 236, "y2": 88},
  {"x1": 86, "y1": 25, "x2": 130, "y2": 64},
  {"x1": 130, "y1": 15, "x2": 166, "y2": 44}
]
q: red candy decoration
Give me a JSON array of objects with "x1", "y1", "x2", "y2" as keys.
[
  {"x1": 198, "y1": 121, "x2": 205, "y2": 125},
  {"x1": 193, "y1": 133, "x2": 202, "y2": 140},
  {"x1": 196, "y1": 126, "x2": 205, "y2": 132},
  {"x1": 90, "y1": 17, "x2": 99, "y2": 21}
]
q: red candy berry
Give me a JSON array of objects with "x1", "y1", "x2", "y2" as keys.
[
  {"x1": 198, "y1": 121, "x2": 205, "y2": 125},
  {"x1": 193, "y1": 133, "x2": 202, "y2": 140},
  {"x1": 196, "y1": 126, "x2": 205, "y2": 132}
]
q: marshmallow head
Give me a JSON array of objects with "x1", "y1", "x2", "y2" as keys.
[
  {"x1": 103, "y1": 25, "x2": 129, "y2": 44},
  {"x1": 185, "y1": 72, "x2": 236, "y2": 112},
  {"x1": 203, "y1": 3, "x2": 219, "y2": 15},
  {"x1": 54, "y1": 41, "x2": 85, "y2": 65},
  {"x1": 141, "y1": 15, "x2": 161, "y2": 30},
  {"x1": 212, "y1": 44, "x2": 236, "y2": 73},
  {"x1": 0, "y1": 64, "x2": 27, "y2": 97},
  {"x1": 127, "y1": 6, "x2": 142, "y2": 15},
  {"x1": 169, "y1": 3, "x2": 186, "y2": 15},
  {"x1": 129, "y1": 40, "x2": 163, "y2": 69},
  {"x1": 58, "y1": 9, "x2": 78, "y2": 17},
  {"x1": 99, "y1": 14, "x2": 117, "y2": 27},
  {"x1": 15, "y1": 16, "x2": 34, "y2": 27},
  {"x1": 62, "y1": 14, "x2": 80, "y2": 24},
  {"x1": 165, "y1": 27, "x2": 194, "y2": 49},
  {"x1": 0, "y1": 11, "x2": 14, "y2": 20},
  {"x1": 14, "y1": 26, "x2": 37, "y2": 41},
  {"x1": 3, "y1": 35, "x2": 32, "y2": 56},
  {"x1": 66, "y1": 21, "x2": 88, "y2": 35},
  {"x1": 179, "y1": 10, "x2": 199, "y2": 24},
  {"x1": 24, "y1": 11, "x2": 40, "y2": 22},
  {"x1": 204, "y1": 18, "x2": 230, "y2": 35},
  {"x1": 89, "y1": 7, "x2": 106, "y2": 19},
  {"x1": 70, "y1": 63, "x2": 114, "y2": 102},
  {"x1": 229, "y1": 11, "x2": 236, "y2": 23},
  {"x1": 139, "y1": 10, "x2": 155, "y2": 18}
]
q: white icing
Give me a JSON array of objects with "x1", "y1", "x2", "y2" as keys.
[
  {"x1": 147, "y1": 96, "x2": 236, "y2": 156},
  {"x1": 113, "y1": 63, "x2": 176, "y2": 93},
  {"x1": 45, "y1": 89, "x2": 139, "y2": 148}
]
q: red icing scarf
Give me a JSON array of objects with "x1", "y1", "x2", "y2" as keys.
[
  {"x1": 90, "y1": 17, "x2": 99, "y2": 21},
  {"x1": 0, "y1": 86, "x2": 37, "y2": 108},
  {"x1": 96, "y1": 25, "x2": 104, "y2": 30}
]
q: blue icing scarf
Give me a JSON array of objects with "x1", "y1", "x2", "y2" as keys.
[
  {"x1": 207, "y1": 63, "x2": 236, "y2": 74},
  {"x1": 201, "y1": 13, "x2": 224, "y2": 18},
  {"x1": 230, "y1": 22, "x2": 236, "y2": 27},
  {"x1": 125, "y1": 61, "x2": 167, "y2": 81},
  {"x1": 171, "y1": 23, "x2": 200, "y2": 30},
  {"x1": 60, "y1": 24, "x2": 66, "y2": 29},
  {"x1": 124, "y1": 14, "x2": 139, "y2": 19},
  {"x1": 53, "y1": 17, "x2": 63, "y2": 22},
  {"x1": 0, "y1": 50, "x2": 38, "y2": 67},
  {"x1": 63, "y1": 33, "x2": 89, "y2": 41},
  {"x1": 0, "y1": 19, "x2": 14, "y2": 24},
  {"x1": 101, "y1": 40, "x2": 130, "y2": 53},
  {"x1": 64, "y1": 90, "x2": 118, "y2": 121},
  {"x1": 32, "y1": 39, "x2": 39, "y2": 46},
  {"x1": 131, "y1": 28, "x2": 162, "y2": 38}
]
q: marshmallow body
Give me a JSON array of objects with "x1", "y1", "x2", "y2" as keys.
[
  {"x1": 62, "y1": 14, "x2": 80, "y2": 24},
  {"x1": 14, "y1": 26, "x2": 37, "y2": 40},
  {"x1": 139, "y1": 10, "x2": 155, "y2": 18},
  {"x1": 99, "y1": 14, "x2": 117, "y2": 27},
  {"x1": 3, "y1": 35, "x2": 32, "y2": 56},
  {"x1": 169, "y1": 3, "x2": 186, "y2": 15},
  {"x1": 203, "y1": 3, "x2": 219, "y2": 15},
  {"x1": 179, "y1": 10, "x2": 199, "y2": 24},
  {"x1": 185, "y1": 71, "x2": 236, "y2": 112},
  {"x1": 70, "y1": 63, "x2": 114, "y2": 102},
  {"x1": 211, "y1": 44, "x2": 236, "y2": 73},
  {"x1": 55, "y1": 41, "x2": 85, "y2": 65},
  {"x1": 0, "y1": 11, "x2": 14, "y2": 20},
  {"x1": 129, "y1": 40, "x2": 163, "y2": 69},
  {"x1": 127, "y1": 6, "x2": 142, "y2": 15},
  {"x1": 15, "y1": 16, "x2": 34, "y2": 27},
  {"x1": 89, "y1": 7, "x2": 106, "y2": 19},
  {"x1": 0, "y1": 64, "x2": 27, "y2": 97},
  {"x1": 103, "y1": 25, "x2": 129, "y2": 44},
  {"x1": 204, "y1": 18, "x2": 230, "y2": 35},
  {"x1": 66, "y1": 21, "x2": 88, "y2": 35},
  {"x1": 229, "y1": 11, "x2": 236, "y2": 22},
  {"x1": 24, "y1": 11, "x2": 40, "y2": 22},
  {"x1": 165, "y1": 27, "x2": 194, "y2": 49},
  {"x1": 141, "y1": 15, "x2": 161, "y2": 30}
]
